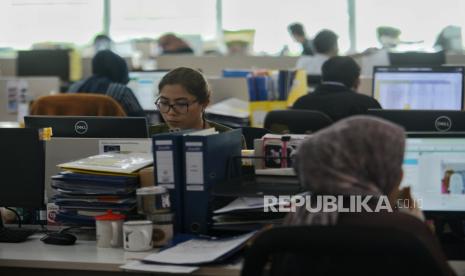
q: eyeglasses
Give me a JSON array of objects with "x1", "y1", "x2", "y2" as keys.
[{"x1": 155, "y1": 98, "x2": 198, "y2": 114}]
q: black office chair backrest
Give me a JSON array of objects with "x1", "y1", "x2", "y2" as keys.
[
  {"x1": 240, "y1": 127, "x2": 270, "y2": 149},
  {"x1": 307, "y1": 74, "x2": 322, "y2": 86},
  {"x1": 241, "y1": 225, "x2": 453, "y2": 276},
  {"x1": 264, "y1": 109, "x2": 333, "y2": 134}
]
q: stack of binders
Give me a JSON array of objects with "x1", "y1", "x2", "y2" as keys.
[
  {"x1": 152, "y1": 128, "x2": 242, "y2": 235},
  {"x1": 50, "y1": 152, "x2": 153, "y2": 225},
  {"x1": 247, "y1": 70, "x2": 297, "y2": 101},
  {"x1": 51, "y1": 171, "x2": 139, "y2": 225},
  {"x1": 212, "y1": 197, "x2": 286, "y2": 232}
]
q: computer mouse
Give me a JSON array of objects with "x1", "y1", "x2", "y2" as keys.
[{"x1": 40, "y1": 232, "x2": 77, "y2": 245}]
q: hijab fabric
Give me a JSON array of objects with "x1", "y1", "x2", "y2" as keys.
[
  {"x1": 285, "y1": 116, "x2": 406, "y2": 226},
  {"x1": 77, "y1": 50, "x2": 129, "y2": 93}
]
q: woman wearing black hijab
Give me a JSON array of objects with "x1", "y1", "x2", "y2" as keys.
[{"x1": 68, "y1": 50, "x2": 144, "y2": 117}]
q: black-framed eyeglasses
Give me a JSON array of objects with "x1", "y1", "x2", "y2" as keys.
[{"x1": 155, "y1": 98, "x2": 198, "y2": 114}]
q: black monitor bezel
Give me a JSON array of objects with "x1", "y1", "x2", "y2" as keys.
[
  {"x1": 372, "y1": 65, "x2": 465, "y2": 110},
  {"x1": 24, "y1": 115, "x2": 149, "y2": 138}
]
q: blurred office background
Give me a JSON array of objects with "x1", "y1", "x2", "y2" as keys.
[{"x1": 0, "y1": 0, "x2": 464, "y2": 56}]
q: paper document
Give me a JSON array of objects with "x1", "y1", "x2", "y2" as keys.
[
  {"x1": 184, "y1": 127, "x2": 218, "y2": 136},
  {"x1": 255, "y1": 168, "x2": 296, "y2": 176},
  {"x1": 58, "y1": 152, "x2": 153, "y2": 174},
  {"x1": 98, "y1": 139, "x2": 152, "y2": 154},
  {"x1": 206, "y1": 98, "x2": 250, "y2": 119},
  {"x1": 121, "y1": 261, "x2": 198, "y2": 274},
  {"x1": 143, "y1": 232, "x2": 256, "y2": 265},
  {"x1": 214, "y1": 196, "x2": 290, "y2": 214}
]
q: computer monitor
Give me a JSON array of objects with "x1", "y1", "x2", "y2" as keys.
[
  {"x1": 402, "y1": 133, "x2": 465, "y2": 215},
  {"x1": 0, "y1": 128, "x2": 45, "y2": 208},
  {"x1": 366, "y1": 109, "x2": 465, "y2": 132},
  {"x1": 372, "y1": 66, "x2": 464, "y2": 110},
  {"x1": 127, "y1": 70, "x2": 169, "y2": 111},
  {"x1": 24, "y1": 116, "x2": 148, "y2": 138},
  {"x1": 388, "y1": 51, "x2": 445, "y2": 67},
  {"x1": 17, "y1": 49, "x2": 70, "y2": 82}
]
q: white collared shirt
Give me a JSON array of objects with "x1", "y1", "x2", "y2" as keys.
[{"x1": 296, "y1": 53, "x2": 330, "y2": 75}]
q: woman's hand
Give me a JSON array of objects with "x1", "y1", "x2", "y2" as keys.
[{"x1": 396, "y1": 187, "x2": 425, "y2": 221}]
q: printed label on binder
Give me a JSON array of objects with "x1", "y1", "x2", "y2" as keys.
[
  {"x1": 155, "y1": 140, "x2": 175, "y2": 185},
  {"x1": 185, "y1": 142, "x2": 204, "y2": 187}
]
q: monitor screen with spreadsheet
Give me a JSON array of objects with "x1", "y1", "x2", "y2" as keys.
[
  {"x1": 372, "y1": 66, "x2": 464, "y2": 110},
  {"x1": 127, "y1": 71, "x2": 169, "y2": 111},
  {"x1": 402, "y1": 134, "x2": 465, "y2": 213}
]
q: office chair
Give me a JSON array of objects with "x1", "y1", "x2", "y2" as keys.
[
  {"x1": 306, "y1": 74, "x2": 322, "y2": 87},
  {"x1": 264, "y1": 109, "x2": 333, "y2": 134},
  {"x1": 30, "y1": 94, "x2": 126, "y2": 116},
  {"x1": 240, "y1": 126, "x2": 270, "y2": 149},
  {"x1": 242, "y1": 225, "x2": 454, "y2": 276}
]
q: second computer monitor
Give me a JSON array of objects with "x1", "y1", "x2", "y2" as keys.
[
  {"x1": 0, "y1": 128, "x2": 45, "y2": 208},
  {"x1": 17, "y1": 49, "x2": 71, "y2": 82},
  {"x1": 24, "y1": 116, "x2": 148, "y2": 138},
  {"x1": 127, "y1": 70, "x2": 169, "y2": 111},
  {"x1": 372, "y1": 66, "x2": 464, "y2": 110}
]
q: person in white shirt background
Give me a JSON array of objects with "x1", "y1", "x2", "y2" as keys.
[{"x1": 295, "y1": 29, "x2": 339, "y2": 75}]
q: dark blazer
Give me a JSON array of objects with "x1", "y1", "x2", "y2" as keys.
[{"x1": 292, "y1": 83, "x2": 382, "y2": 121}]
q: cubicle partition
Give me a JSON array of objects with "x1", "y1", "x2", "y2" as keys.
[
  {"x1": 0, "y1": 76, "x2": 60, "y2": 121},
  {"x1": 207, "y1": 77, "x2": 249, "y2": 104},
  {"x1": 446, "y1": 53, "x2": 465, "y2": 65},
  {"x1": 156, "y1": 55, "x2": 298, "y2": 76},
  {"x1": 357, "y1": 76, "x2": 373, "y2": 97},
  {"x1": 0, "y1": 58, "x2": 16, "y2": 76}
]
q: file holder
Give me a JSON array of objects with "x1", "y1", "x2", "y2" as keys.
[{"x1": 214, "y1": 154, "x2": 302, "y2": 198}]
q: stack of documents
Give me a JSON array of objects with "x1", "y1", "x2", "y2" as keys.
[
  {"x1": 51, "y1": 152, "x2": 153, "y2": 225},
  {"x1": 121, "y1": 231, "x2": 255, "y2": 273},
  {"x1": 211, "y1": 197, "x2": 289, "y2": 231},
  {"x1": 206, "y1": 98, "x2": 250, "y2": 127}
]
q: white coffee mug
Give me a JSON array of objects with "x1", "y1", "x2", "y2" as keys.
[{"x1": 123, "y1": 220, "x2": 153, "y2": 251}]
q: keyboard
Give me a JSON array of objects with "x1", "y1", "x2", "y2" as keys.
[{"x1": 0, "y1": 228, "x2": 37, "y2": 243}]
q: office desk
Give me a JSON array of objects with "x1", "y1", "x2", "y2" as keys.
[
  {"x1": 2, "y1": 235, "x2": 465, "y2": 276},
  {"x1": 0, "y1": 235, "x2": 241, "y2": 276}
]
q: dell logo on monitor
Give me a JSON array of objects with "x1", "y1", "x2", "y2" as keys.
[
  {"x1": 74, "y1": 121, "x2": 88, "y2": 134},
  {"x1": 435, "y1": 116, "x2": 452, "y2": 132}
]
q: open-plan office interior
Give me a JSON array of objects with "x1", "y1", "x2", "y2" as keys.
[{"x1": 3, "y1": 0, "x2": 465, "y2": 275}]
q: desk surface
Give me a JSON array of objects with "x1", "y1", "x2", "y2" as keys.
[
  {"x1": 1, "y1": 235, "x2": 465, "y2": 276},
  {"x1": 0, "y1": 235, "x2": 240, "y2": 275}
]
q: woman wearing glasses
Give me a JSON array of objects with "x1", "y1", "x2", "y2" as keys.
[{"x1": 149, "y1": 67, "x2": 233, "y2": 134}]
